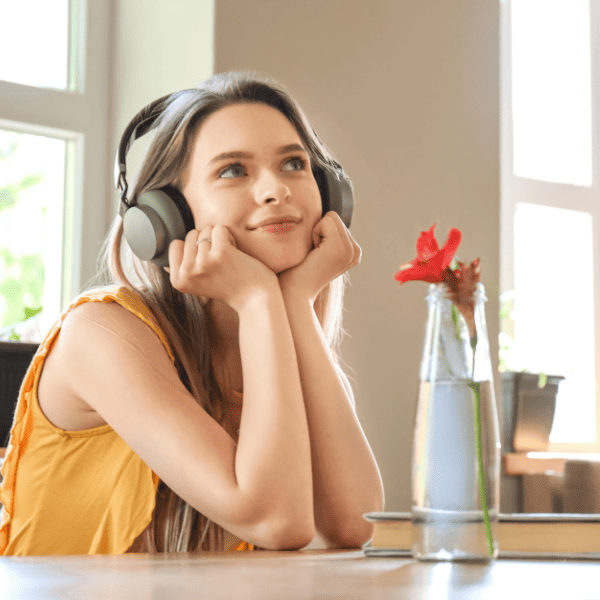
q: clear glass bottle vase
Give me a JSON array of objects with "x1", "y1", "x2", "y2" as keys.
[{"x1": 411, "y1": 282, "x2": 501, "y2": 561}]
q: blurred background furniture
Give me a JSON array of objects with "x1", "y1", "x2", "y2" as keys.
[
  {"x1": 0, "y1": 341, "x2": 37, "y2": 504},
  {"x1": 507, "y1": 455, "x2": 600, "y2": 514},
  {"x1": 501, "y1": 371, "x2": 565, "y2": 453},
  {"x1": 0, "y1": 341, "x2": 38, "y2": 453},
  {"x1": 501, "y1": 371, "x2": 600, "y2": 513}
]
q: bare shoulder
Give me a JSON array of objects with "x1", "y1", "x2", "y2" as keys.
[{"x1": 38, "y1": 300, "x2": 177, "y2": 431}]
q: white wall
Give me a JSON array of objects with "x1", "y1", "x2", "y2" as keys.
[{"x1": 108, "y1": 0, "x2": 214, "y2": 227}]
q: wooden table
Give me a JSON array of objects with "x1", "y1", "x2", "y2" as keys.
[
  {"x1": 504, "y1": 451, "x2": 600, "y2": 477},
  {"x1": 1, "y1": 549, "x2": 599, "y2": 599}
]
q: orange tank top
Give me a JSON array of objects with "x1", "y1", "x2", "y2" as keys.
[{"x1": 0, "y1": 287, "x2": 251, "y2": 555}]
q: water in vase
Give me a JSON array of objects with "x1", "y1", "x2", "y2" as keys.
[{"x1": 412, "y1": 379, "x2": 500, "y2": 561}]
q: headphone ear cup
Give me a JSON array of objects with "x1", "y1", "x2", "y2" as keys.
[
  {"x1": 122, "y1": 185, "x2": 195, "y2": 267},
  {"x1": 312, "y1": 165, "x2": 354, "y2": 229}
]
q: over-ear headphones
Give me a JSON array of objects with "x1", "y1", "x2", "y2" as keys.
[{"x1": 115, "y1": 90, "x2": 354, "y2": 267}]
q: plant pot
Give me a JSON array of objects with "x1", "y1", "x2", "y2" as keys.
[{"x1": 501, "y1": 371, "x2": 565, "y2": 452}]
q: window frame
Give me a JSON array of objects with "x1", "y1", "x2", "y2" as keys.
[
  {"x1": 500, "y1": 0, "x2": 600, "y2": 452},
  {"x1": 0, "y1": 0, "x2": 111, "y2": 322}
]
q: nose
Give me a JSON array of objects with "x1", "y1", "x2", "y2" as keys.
[{"x1": 253, "y1": 168, "x2": 291, "y2": 205}]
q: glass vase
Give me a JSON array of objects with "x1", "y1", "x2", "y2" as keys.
[{"x1": 411, "y1": 282, "x2": 501, "y2": 561}]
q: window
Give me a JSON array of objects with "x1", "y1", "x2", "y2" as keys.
[
  {"x1": 511, "y1": 0, "x2": 592, "y2": 186},
  {"x1": 0, "y1": 129, "x2": 68, "y2": 336},
  {"x1": 501, "y1": 0, "x2": 599, "y2": 450},
  {"x1": 0, "y1": 0, "x2": 72, "y2": 91},
  {"x1": 0, "y1": 0, "x2": 110, "y2": 339}
]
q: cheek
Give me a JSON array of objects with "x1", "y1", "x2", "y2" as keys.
[
  {"x1": 184, "y1": 192, "x2": 205, "y2": 229},
  {"x1": 301, "y1": 182, "x2": 323, "y2": 223},
  {"x1": 310, "y1": 198, "x2": 323, "y2": 228},
  {"x1": 187, "y1": 198, "x2": 227, "y2": 231}
]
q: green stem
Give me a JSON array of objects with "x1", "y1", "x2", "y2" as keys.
[{"x1": 469, "y1": 339, "x2": 494, "y2": 557}]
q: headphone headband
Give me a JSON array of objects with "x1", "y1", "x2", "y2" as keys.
[
  {"x1": 116, "y1": 87, "x2": 354, "y2": 266},
  {"x1": 116, "y1": 91, "x2": 194, "y2": 212}
]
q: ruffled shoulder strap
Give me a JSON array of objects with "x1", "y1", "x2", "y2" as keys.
[
  {"x1": 69, "y1": 287, "x2": 177, "y2": 366},
  {"x1": 0, "y1": 286, "x2": 172, "y2": 553}
]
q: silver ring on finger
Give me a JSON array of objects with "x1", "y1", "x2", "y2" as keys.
[{"x1": 197, "y1": 238, "x2": 212, "y2": 245}]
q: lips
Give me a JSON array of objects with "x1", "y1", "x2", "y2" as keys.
[
  {"x1": 249, "y1": 216, "x2": 301, "y2": 229},
  {"x1": 259, "y1": 222, "x2": 299, "y2": 234}
]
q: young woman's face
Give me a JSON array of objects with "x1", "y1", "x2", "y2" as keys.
[{"x1": 181, "y1": 102, "x2": 323, "y2": 274}]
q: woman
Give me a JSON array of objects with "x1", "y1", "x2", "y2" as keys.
[{"x1": 0, "y1": 71, "x2": 384, "y2": 555}]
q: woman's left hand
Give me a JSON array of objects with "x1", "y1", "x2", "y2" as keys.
[{"x1": 278, "y1": 211, "x2": 361, "y2": 302}]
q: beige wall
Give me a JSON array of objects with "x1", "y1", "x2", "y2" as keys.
[
  {"x1": 214, "y1": 1, "x2": 501, "y2": 511},
  {"x1": 110, "y1": 0, "x2": 502, "y2": 513}
]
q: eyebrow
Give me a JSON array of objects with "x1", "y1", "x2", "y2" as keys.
[{"x1": 207, "y1": 143, "x2": 308, "y2": 165}]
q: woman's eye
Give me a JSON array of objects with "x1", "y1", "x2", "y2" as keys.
[
  {"x1": 218, "y1": 163, "x2": 246, "y2": 178},
  {"x1": 282, "y1": 157, "x2": 306, "y2": 171}
]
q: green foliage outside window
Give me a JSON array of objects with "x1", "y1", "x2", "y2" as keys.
[
  {"x1": 0, "y1": 137, "x2": 45, "y2": 335},
  {"x1": 0, "y1": 248, "x2": 44, "y2": 332}
]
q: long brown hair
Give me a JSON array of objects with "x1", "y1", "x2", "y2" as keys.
[{"x1": 97, "y1": 71, "x2": 354, "y2": 552}]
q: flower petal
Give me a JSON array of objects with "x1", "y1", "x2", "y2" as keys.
[
  {"x1": 440, "y1": 228, "x2": 462, "y2": 269},
  {"x1": 394, "y1": 225, "x2": 463, "y2": 286},
  {"x1": 415, "y1": 224, "x2": 439, "y2": 259},
  {"x1": 394, "y1": 261, "x2": 445, "y2": 284}
]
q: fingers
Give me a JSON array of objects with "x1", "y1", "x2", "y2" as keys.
[
  {"x1": 321, "y1": 211, "x2": 361, "y2": 268},
  {"x1": 330, "y1": 211, "x2": 361, "y2": 267},
  {"x1": 167, "y1": 228, "x2": 205, "y2": 279},
  {"x1": 216, "y1": 224, "x2": 239, "y2": 249},
  {"x1": 210, "y1": 224, "x2": 231, "y2": 252},
  {"x1": 168, "y1": 237, "x2": 186, "y2": 273},
  {"x1": 168, "y1": 225, "x2": 236, "y2": 273},
  {"x1": 182, "y1": 228, "x2": 203, "y2": 271}
]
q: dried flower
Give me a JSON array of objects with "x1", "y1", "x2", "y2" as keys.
[{"x1": 443, "y1": 258, "x2": 481, "y2": 344}]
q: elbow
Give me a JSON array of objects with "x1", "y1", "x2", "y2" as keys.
[
  {"x1": 324, "y1": 493, "x2": 384, "y2": 549},
  {"x1": 230, "y1": 485, "x2": 315, "y2": 550},
  {"x1": 320, "y1": 498, "x2": 383, "y2": 549},
  {"x1": 259, "y1": 515, "x2": 316, "y2": 550},
  {"x1": 326, "y1": 518, "x2": 374, "y2": 549}
]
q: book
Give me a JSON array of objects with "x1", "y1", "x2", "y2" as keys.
[{"x1": 363, "y1": 512, "x2": 600, "y2": 559}]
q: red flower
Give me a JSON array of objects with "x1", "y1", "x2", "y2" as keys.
[{"x1": 394, "y1": 224, "x2": 462, "y2": 284}]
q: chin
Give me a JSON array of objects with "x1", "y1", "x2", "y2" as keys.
[
  {"x1": 267, "y1": 256, "x2": 304, "y2": 275},
  {"x1": 262, "y1": 246, "x2": 310, "y2": 274},
  {"x1": 245, "y1": 236, "x2": 312, "y2": 274}
]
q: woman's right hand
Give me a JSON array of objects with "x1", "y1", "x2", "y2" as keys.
[{"x1": 167, "y1": 225, "x2": 279, "y2": 312}]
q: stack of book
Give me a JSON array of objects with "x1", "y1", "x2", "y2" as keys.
[{"x1": 363, "y1": 512, "x2": 600, "y2": 559}]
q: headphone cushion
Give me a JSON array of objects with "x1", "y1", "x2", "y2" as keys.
[
  {"x1": 123, "y1": 204, "x2": 168, "y2": 262},
  {"x1": 123, "y1": 186, "x2": 194, "y2": 267},
  {"x1": 313, "y1": 164, "x2": 353, "y2": 229}
]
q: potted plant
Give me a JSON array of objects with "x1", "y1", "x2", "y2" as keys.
[{"x1": 498, "y1": 290, "x2": 564, "y2": 453}]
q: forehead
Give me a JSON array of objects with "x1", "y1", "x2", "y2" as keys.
[{"x1": 192, "y1": 103, "x2": 303, "y2": 158}]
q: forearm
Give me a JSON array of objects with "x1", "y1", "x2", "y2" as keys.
[
  {"x1": 282, "y1": 292, "x2": 384, "y2": 547},
  {"x1": 234, "y1": 289, "x2": 314, "y2": 545}
]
